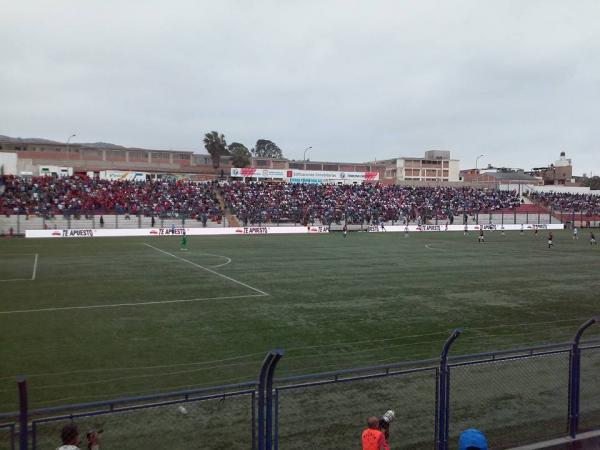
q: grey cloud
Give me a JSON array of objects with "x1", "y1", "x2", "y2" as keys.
[{"x1": 1, "y1": 0, "x2": 599, "y2": 173}]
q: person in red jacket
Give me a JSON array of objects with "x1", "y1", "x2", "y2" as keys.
[{"x1": 361, "y1": 417, "x2": 389, "y2": 450}]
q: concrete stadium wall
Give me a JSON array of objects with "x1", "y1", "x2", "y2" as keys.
[{"x1": 0, "y1": 215, "x2": 225, "y2": 235}]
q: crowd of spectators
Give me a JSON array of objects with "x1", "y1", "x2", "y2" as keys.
[
  {"x1": 0, "y1": 175, "x2": 223, "y2": 222},
  {"x1": 221, "y1": 182, "x2": 522, "y2": 225},
  {"x1": 6, "y1": 175, "x2": 598, "y2": 226},
  {"x1": 527, "y1": 191, "x2": 600, "y2": 215}
]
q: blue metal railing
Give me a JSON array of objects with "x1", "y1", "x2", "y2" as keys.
[{"x1": 2, "y1": 320, "x2": 600, "y2": 450}]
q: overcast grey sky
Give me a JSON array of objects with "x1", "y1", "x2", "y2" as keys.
[{"x1": 1, "y1": 0, "x2": 599, "y2": 174}]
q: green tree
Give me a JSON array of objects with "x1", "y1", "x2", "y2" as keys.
[
  {"x1": 581, "y1": 176, "x2": 600, "y2": 190},
  {"x1": 229, "y1": 142, "x2": 252, "y2": 168},
  {"x1": 203, "y1": 131, "x2": 229, "y2": 169},
  {"x1": 252, "y1": 139, "x2": 284, "y2": 159}
]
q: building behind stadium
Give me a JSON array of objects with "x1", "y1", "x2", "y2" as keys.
[{"x1": 0, "y1": 135, "x2": 580, "y2": 187}]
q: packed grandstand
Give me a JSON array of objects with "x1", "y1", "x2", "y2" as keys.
[{"x1": 1, "y1": 175, "x2": 599, "y2": 226}]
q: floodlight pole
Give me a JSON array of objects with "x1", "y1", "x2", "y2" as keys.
[
  {"x1": 66, "y1": 134, "x2": 76, "y2": 153},
  {"x1": 303, "y1": 146, "x2": 312, "y2": 165},
  {"x1": 475, "y1": 154, "x2": 484, "y2": 171}
]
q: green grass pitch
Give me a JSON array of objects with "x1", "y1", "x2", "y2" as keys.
[{"x1": 0, "y1": 230, "x2": 599, "y2": 448}]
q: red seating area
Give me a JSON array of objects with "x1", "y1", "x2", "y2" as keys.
[{"x1": 0, "y1": 175, "x2": 222, "y2": 220}]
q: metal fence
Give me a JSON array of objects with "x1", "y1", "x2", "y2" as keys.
[
  {"x1": 1, "y1": 319, "x2": 599, "y2": 450},
  {"x1": 0, "y1": 210, "x2": 575, "y2": 235},
  {"x1": 4, "y1": 209, "x2": 600, "y2": 235},
  {"x1": 0, "y1": 213, "x2": 229, "y2": 235}
]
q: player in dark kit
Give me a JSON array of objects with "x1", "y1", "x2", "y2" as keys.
[
  {"x1": 548, "y1": 232, "x2": 554, "y2": 248},
  {"x1": 343, "y1": 224, "x2": 348, "y2": 238},
  {"x1": 591, "y1": 232, "x2": 597, "y2": 246},
  {"x1": 478, "y1": 229, "x2": 485, "y2": 243}
]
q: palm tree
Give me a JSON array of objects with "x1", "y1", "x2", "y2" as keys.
[
  {"x1": 229, "y1": 142, "x2": 252, "y2": 168},
  {"x1": 203, "y1": 131, "x2": 228, "y2": 169}
]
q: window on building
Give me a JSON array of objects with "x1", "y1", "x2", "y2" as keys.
[
  {"x1": 129, "y1": 150, "x2": 148, "y2": 159},
  {"x1": 107, "y1": 150, "x2": 126, "y2": 159},
  {"x1": 84, "y1": 149, "x2": 103, "y2": 158},
  {"x1": 152, "y1": 152, "x2": 169, "y2": 160}
]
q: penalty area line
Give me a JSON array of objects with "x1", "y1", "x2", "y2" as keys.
[
  {"x1": 143, "y1": 243, "x2": 269, "y2": 296},
  {"x1": 0, "y1": 294, "x2": 266, "y2": 315},
  {"x1": 0, "y1": 253, "x2": 39, "y2": 282},
  {"x1": 32, "y1": 253, "x2": 39, "y2": 280}
]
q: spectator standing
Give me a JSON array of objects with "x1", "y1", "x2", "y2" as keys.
[{"x1": 361, "y1": 416, "x2": 388, "y2": 450}]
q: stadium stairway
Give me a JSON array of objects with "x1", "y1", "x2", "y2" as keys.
[{"x1": 214, "y1": 189, "x2": 240, "y2": 227}]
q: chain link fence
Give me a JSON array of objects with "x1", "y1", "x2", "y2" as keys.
[
  {"x1": 578, "y1": 345, "x2": 600, "y2": 433},
  {"x1": 30, "y1": 391, "x2": 254, "y2": 450},
  {"x1": 448, "y1": 351, "x2": 569, "y2": 448},
  {"x1": 4, "y1": 337, "x2": 600, "y2": 450},
  {"x1": 274, "y1": 368, "x2": 436, "y2": 450},
  {"x1": 4, "y1": 209, "x2": 588, "y2": 236},
  {"x1": 0, "y1": 423, "x2": 15, "y2": 450},
  {"x1": 0, "y1": 213, "x2": 227, "y2": 235}
]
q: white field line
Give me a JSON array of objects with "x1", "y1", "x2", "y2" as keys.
[
  {"x1": 0, "y1": 253, "x2": 39, "y2": 282},
  {"x1": 199, "y1": 252, "x2": 232, "y2": 268},
  {"x1": 31, "y1": 253, "x2": 39, "y2": 280},
  {"x1": 210, "y1": 260, "x2": 231, "y2": 269},
  {"x1": 0, "y1": 247, "x2": 267, "y2": 314},
  {"x1": 144, "y1": 243, "x2": 269, "y2": 296},
  {"x1": 0, "y1": 294, "x2": 266, "y2": 315}
]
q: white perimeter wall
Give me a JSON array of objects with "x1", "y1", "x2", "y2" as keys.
[{"x1": 26, "y1": 224, "x2": 564, "y2": 238}]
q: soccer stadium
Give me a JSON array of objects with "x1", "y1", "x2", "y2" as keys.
[
  {"x1": 3, "y1": 2, "x2": 600, "y2": 450},
  {"x1": 1, "y1": 143, "x2": 600, "y2": 449}
]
